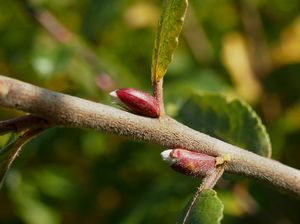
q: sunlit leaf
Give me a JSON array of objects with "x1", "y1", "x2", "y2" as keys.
[
  {"x1": 151, "y1": 0, "x2": 188, "y2": 82},
  {"x1": 177, "y1": 189, "x2": 224, "y2": 224},
  {"x1": 177, "y1": 93, "x2": 271, "y2": 157},
  {"x1": 0, "y1": 128, "x2": 44, "y2": 188}
]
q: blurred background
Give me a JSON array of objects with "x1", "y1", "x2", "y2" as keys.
[{"x1": 0, "y1": 0, "x2": 300, "y2": 223}]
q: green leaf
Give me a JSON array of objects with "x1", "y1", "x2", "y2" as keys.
[
  {"x1": 151, "y1": 0, "x2": 188, "y2": 82},
  {"x1": 177, "y1": 189, "x2": 224, "y2": 224},
  {"x1": 0, "y1": 129, "x2": 44, "y2": 188},
  {"x1": 177, "y1": 93, "x2": 271, "y2": 157}
]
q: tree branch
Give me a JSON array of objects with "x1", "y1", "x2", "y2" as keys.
[
  {"x1": 17, "y1": 0, "x2": 110, "y2": 77},
  {"x1": 0, "y1": 115, "x2": 51, "y2": 135},
  {"x1": 0, "y1": 75, "x2": 300, "y2": 197},
  {"x1": 183, "y1": 166, "x2": 225, "y2": 224}
]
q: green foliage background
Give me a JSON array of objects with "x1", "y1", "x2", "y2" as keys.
[{"x1": 0, "y1": 0, "x2": 300, "y2": 223}]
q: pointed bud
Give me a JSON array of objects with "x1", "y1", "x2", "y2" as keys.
[
  {"x1": 110, "y1": 88, "x2": 160, "y2": 118},
  {"x1": 161, "y1": 148, "x2": 216, "y2": 178},
  {"x1": 161, "y1": 149, "x2": 177, "y2": 165}
]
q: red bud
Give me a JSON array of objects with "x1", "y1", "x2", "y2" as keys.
[
  {"x1": 110, "y1": 88, "x2": 160, "y2": 118},
  {"x1": 161, "y1": 149, "x2": 216, "y2": 178}
]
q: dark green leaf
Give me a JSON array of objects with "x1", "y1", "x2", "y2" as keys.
[
  {"x1": 151, "y1": 0, "x2": 188, "y2": 82},
  {"x1": 177, "y1": 93, "x2": 271, "y2": 157},
  {"x1": 177, "y1": 189, "x2": 223, "y2": 224}
]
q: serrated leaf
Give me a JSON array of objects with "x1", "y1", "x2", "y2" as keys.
[
  {"x1": 0, "y1": 129, "x2": 44, "y2": 188},
  {"x1": 177, "y1": 189, "x2": 224, "y2": 224},
  {"x1": 177, "y1": 93, "x2": 271, "y2": 157},
  {"x1": 151, "y1": 0, "x2": 188, "y2": 82}
]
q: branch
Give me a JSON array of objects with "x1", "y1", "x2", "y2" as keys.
[
  {"x1": 17, "y1": 0, "x2": 73, "y2": 44},
  {"x1": 0, "y1": 115, "x2": 51, "y2": 135},
  {"x1": 0, "y1": 75, "x2": 300, "y2": 197},
  {"x1": 183, "y1": 6, "x2": 214, "y2": 63},
  {"x1": 183, "y1": 166, "x2": 225, "y2": 224},
  {"x1": 237, "y1": 0, "x2": 271, "y2": 78},
  {"x1": 17, "y1": 0, "x2": 110, "y2": 78}
]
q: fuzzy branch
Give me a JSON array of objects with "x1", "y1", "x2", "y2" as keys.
[
  {"x1": 0, "y1": 115, "x2": 51, "y2": 135},
  {"x1": 0, "y1": 75, "x2": 300, "y2": 197}
]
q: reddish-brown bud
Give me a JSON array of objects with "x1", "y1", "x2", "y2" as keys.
[
  {"x1": 161, "y1": 148, "x2": 217, "y2": 178},
  {"x1": 110, "y1": 88, "x2": 160, "y2": 118}
]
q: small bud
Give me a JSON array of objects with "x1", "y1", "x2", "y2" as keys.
[
  {"x1": 161, "y1": 148, "x2": 216, "y2": 178},
  {"x1": 215, "y1": 154, "x2": 231, "y2": 166},
  {"x1": 110, "y1": 88, "x2": 160, "y2": 118},
  {"x1": 161, "y1": 149, "x2": 177, "y2": 165}
]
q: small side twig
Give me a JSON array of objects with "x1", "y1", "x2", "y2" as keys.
[
  {"x1": 0, "y1": 115, "x2": 52, "y2": 135},
  {"x1": 236, "y1": 0, "x2": 271, "y2": 78},
  {"x1": 17, "y1": 0, "x2": 110, "y2": 77},
  {"x1": 182, "y1": 166, "x2": 225, "y2": 224},
  {"x1": 183, "y1": 6, "x2": 214, "y2": 63},
  {"x1": 17, "y1": 0, "x2": 73, "y2": 44}
]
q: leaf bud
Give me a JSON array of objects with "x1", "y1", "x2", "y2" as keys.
[
  {"x1": 110, "y1": 88, "x2": 160, "y2": 118},
  {"x1": 161, "y1": 148, "x2": 217, "y2": 178}
]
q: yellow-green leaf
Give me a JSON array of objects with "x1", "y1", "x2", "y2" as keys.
[{"x1": 151, "y1": 0, "x2": 188, "y2": 82}]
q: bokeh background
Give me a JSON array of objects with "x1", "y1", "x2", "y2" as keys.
[{"x1": 0, "y1": 0, "x2": 300, "y2": 223}]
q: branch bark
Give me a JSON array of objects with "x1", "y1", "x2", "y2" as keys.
[
  {"x1": 0, "y1": 115, "x2": 51, "y2": 135},
  {"x1": 1, "y1": 75, "x2": 300, "y2": 197},
  {"x1": 153, "y1": 79, "x2": 165, "y2": 116}
]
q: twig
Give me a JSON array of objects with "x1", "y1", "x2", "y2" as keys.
[
  {"x1": 0, "y1": 75, "x2": 300, "y2": 197},
  {"x1": 17, "y1": 0, "x2": 73, "y2": 44},
  {"x1": 182, "y1": 166, "x2": 225, "y2": 224},
  {"x1": 183, "y1": 6, "x2": 214, "y2": 63},
  {"x1": 17, "y1": 0, "x2": 106, "y2": 74},
  {"x1": 153, "y1": 79, "x2": 165, "y2": 116},
  {"x1": 236, "y1": 0, "x2": 271, "y2": 78},
  {"x1": 0, "y1": 115, "x2": 51, "y2": 135}
]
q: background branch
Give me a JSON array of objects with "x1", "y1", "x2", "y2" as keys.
[
  {"x1": 236, "y1": 0, "x2": 271, "y2": 79},
  {"x1": 17, "y1": 0, "x2": 113, "y2": 87},
  {"x1": 0, "y1": 75, "x2": 300, "y2": 197}
]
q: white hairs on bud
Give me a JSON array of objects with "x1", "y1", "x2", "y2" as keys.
[{"x1": 161, "y1": 149, "x2": 176, "y2": 165}]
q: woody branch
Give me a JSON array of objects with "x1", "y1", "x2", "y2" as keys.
[{"x1": 0, "y1": 75, "x2": 300, "y2": 197}]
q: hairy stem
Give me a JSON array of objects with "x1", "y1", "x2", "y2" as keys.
[
  {"x1": 153, "y1": 79, "x2": 165, "y2": 116},
  {"x1": 0, "y1": 115, "x2": 51, "y2": 135},
  {"x1": 0, "y1": 75, "x2": 300, "y2": 197},
  {"x1": 183, "y1": 166, "x2": 225, "y2": 224}
]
